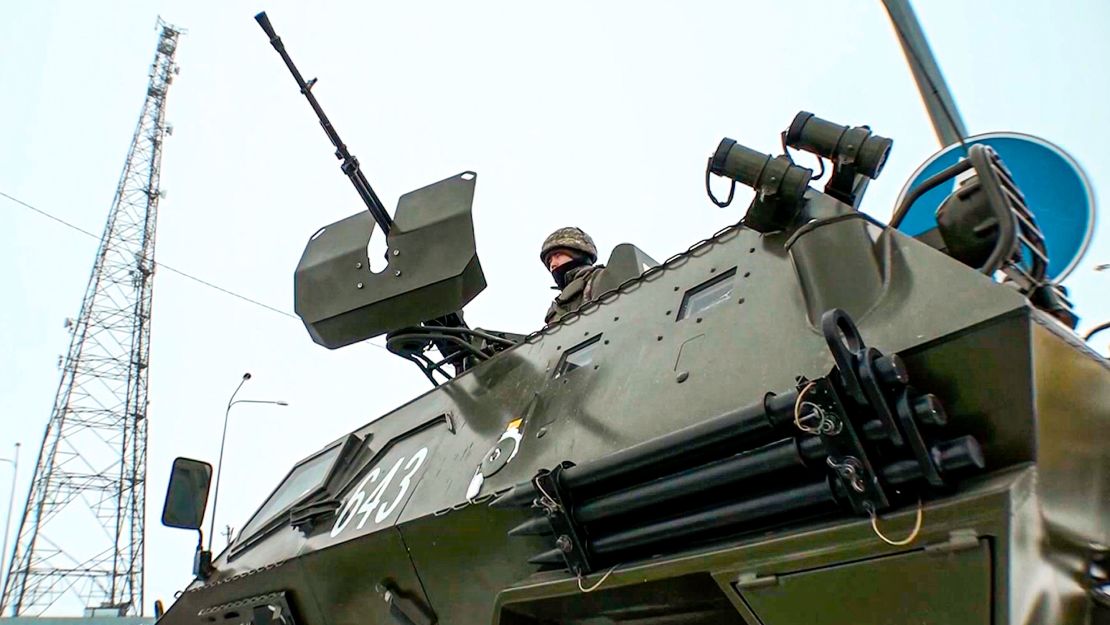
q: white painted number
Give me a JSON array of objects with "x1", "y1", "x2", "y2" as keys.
[
  {"x1": 330, "y1": 446, "x2": 429, "y2": 538},
  {"x1": 376, "y1": 447, "x2": 428, "y2": 523},
  {"x1": 331, "y1": 469, "x2": 377, "y2": 537},
  {"x1": 356, "y1": 456, "x2": 404, "y2": 529}
]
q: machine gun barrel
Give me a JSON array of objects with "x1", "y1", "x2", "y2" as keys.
[{"x1": 254, "y1": 12, "x2": 394, "y2": 235}]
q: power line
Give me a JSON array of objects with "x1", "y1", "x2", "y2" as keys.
[
  {"x1": 160, "y1": 263, "x2": 298, "y2": 319},
  {"x1": 3, "y1": 190, "x2": 397, "y2": 355},
  {"x1": 2, "y1": 189, "x2": 299, "y2": 319}
]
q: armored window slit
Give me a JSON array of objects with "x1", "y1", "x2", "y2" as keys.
[
  {"x1": 677, "y1": 267, "x2": 737, "y2": 321},
  {"x1": 233, "y1": 434, "x2": 360, "y2": 551},
  {"x1": 555, "y1": 335, "x2": 603, "y2": 378}
]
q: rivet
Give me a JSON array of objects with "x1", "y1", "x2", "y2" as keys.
[
  {"x1": 673, "y1": 286, "x2": 680, "y2": 292},
  {"x1": 392, "y1": 249, "x2": 400, "y2": 256},
  {"x1": 696, "y1": 317, "x2": 703, "y2": 323},
  {"x1": 665, "y1": 310, "x2": 672, "y2": 316},
  {"x1": 749, "y1": 247, "x2": 755, "y2": 253},
  {"x1": 356, "y1": 282, "x2": 364, "y2": 289},
  {"x1": 613, "y1": 316, "x2": 620, "y2": 321},
  {"x1": 355, "y1": 262, "x2": 363, "y2": 269},
  {"x1": 536, "y1": 427, "x2": 547, "y2": 439},
  {"x1": 656, "y1": 335, "x2": 663, "y2": 341},
  {"x1": 603, "y1": 340, "x2": 609, "y2": 345},
  {"x1": 676, "y1": 371, "x2": 689, "y2": 383},
  {"x1": 738, "y1": 297, "x2": 745, "y2": 305},
  {"x1": 744, "y1": 271, "x2": 751, "y2": 278},
  {"x1": 710, "y1": 267, "x2": 716, "y2": 273},
  {"x1": 593, "y1": 364, "x2": 599, "y2": 370},
  {"x1": 394, "y1": 270, "x2": 402, "y2": 277}
]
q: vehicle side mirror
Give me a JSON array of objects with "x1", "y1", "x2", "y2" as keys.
[{"x1": 161, "y1": 457, "x2": 212, "y2": 530}]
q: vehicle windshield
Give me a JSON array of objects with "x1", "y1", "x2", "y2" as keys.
[{"x1": 237, "y1": 444, "x2": 342, "y2": 541}]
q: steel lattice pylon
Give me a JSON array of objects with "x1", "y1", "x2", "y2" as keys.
[{"x1": 0, "y1": 21, "x2": 182, "y2": 617}]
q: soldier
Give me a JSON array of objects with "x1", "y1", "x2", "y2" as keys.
[{"x1": 541, "y1": 227, "x2": 606, "y2": 324}]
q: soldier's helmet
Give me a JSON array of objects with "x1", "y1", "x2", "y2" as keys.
[{"x1": 540, "y1": 227, "x2": 598, "y2": 266}]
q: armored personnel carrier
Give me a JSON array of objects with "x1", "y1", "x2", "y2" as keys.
[{"x1": 156, "y1": 12, "x2": 1109, "y2": 625}]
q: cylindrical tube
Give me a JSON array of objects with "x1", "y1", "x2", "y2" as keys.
[
  {"x1": 710, "y1": 140, "x2": 812, "y2": 202},
  {"x1": 562, "y1": 394, "x2": 793, "y2": 493},
  {"x1": 787, "y1": 113, "x2": 850, "y2": 159},
  {"x1": 786, "y1": 111, "x2": 892, "y2": 180},
  {"x1": 574, "y1": 437, "x2": 818, "y2": 524},
  {"x1": 493, "y1": 390, "x2": 801, "y2": 508},
  {"x1": 710, "y1": 139, "x2": 773, "y2": 188},
  {"x1": 590, "y1": 480, "x2": 837, "y2": 557},
  {"x1": 881, "y1": 436, "x2": 985, "y2": 485}
]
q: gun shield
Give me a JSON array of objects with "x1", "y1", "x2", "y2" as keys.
[{"x1": 294, "y1": 172, "x2": 486, "y2": 348}]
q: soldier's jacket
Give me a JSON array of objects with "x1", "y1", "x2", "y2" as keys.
[{"x1": 545, "y1": 264, "x2": 606, "y2": 324}]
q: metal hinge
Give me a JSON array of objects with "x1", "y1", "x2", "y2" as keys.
[
  {"x1": 735, "y1": 572, "x2": 779, "y2": 590},
  {"x1": 925, "y1": 529, "x2": 980, "y2": 554}
]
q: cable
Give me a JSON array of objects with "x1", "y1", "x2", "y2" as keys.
[
  {"x1": 869, "y1": 500, "x2": 924, "y2": 546},
  {"x1": 793, "y1": 381, "x2": 819, "y2": 434},
  {"x1": 3, "y1": 188, "x2": 408, "y2": 359},
  {"x1": 1085, "y1": 321, "x2": 1110, "y2": 342},
  {"x1": 160, "y1": 264, "x2": 298, "y2": 319},
  {"x1": 2, "y1": 190, "x2": 101, "y2": 239},
  {"x1": 2, "y1": 189, "x2": 298, "y2": 319},
  {"x1": 577, "y1": 565, "x2": 619, "y2": 593}
]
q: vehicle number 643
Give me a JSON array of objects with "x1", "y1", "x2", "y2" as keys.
[{"x1": 330, "y1": 447, "x2": 428, "y2": 538}]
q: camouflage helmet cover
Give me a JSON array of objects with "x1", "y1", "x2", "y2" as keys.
[{"x1": 540, "y1": 227, "x2": 598, "y2": 266}]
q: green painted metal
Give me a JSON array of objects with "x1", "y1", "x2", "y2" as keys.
[{"x1": 156, "y1": 73, "x2": 1109, "y2": 625}]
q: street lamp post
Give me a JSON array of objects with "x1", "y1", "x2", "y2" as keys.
[
  {"x1": 0, "y1": 442, "x2": 20, "y2": 589},
  {"x1": 207, "y1": 373, "x2": 287, "y2": 551}
]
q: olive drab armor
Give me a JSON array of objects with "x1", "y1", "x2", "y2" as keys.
[{"x1": 156, "y1": 16, "x2": 1108, "y2": 625}]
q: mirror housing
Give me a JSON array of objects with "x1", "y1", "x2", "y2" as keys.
[{"x1": 161, "y1": 457, "x2": 213, "y2": 530}]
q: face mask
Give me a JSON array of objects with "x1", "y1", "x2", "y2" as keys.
[{"x1": 551, "y1": 255, "x2": 590, "y2": 289}]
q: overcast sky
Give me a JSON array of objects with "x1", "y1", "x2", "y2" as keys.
[{"x1": 2, "y1": 0, "x2": 1108, "y2": 616}]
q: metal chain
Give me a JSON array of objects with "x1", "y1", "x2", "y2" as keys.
[
  {"x1": 526, "y1": 221, "x2": 746, "y2": 342},
  {"x1": 187, "y1": 559, "x2": 288, "y2": 592}
]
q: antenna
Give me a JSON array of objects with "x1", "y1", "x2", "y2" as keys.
[{"x1": 1, "y1": 21, "x2": 184, "y2": 616}]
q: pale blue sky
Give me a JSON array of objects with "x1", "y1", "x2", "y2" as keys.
[{"x1": 1, "y1": 0, "x2": 1108, "y2": 615}]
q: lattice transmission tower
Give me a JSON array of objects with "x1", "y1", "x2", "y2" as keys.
[{"x1": 0, "y1": 20, "x2": 182, "y2": 617}]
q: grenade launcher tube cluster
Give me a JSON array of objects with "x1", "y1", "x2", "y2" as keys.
[
  {"x1": 572, "y1": 436, "x2": 826, "y2": 525},
  {"x1": 494, "y1": 389, "x2": 800, "y2": 508},
  {"x1": 498, "y1": 311, "x2": 989, "y2": 572},
  {"x1": 527, "y1": 480, "x2": 838, "y2": 565}
]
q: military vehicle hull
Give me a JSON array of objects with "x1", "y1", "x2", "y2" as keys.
[{"x1": 159, "y1": 217, "x2": 1110, "y2": 625}]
